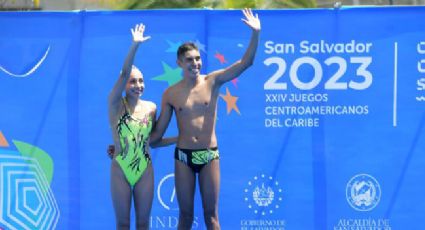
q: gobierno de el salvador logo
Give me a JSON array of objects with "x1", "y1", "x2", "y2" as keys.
[
  {"x1": 244, "y1": 174, "x2": 283, "y2": 216},
  {"x1": 0, "y1": 131, "x2": 60, "y2": 230},
  {"x1": 346, "y1": 173, "x2": 381, "y2": 212}
]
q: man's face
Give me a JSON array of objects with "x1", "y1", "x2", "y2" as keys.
[{"x1": 178, "y1": 49, "x2": 202, "y2": 78}]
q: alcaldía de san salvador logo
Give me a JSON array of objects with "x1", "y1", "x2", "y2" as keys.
[
  {"x1": 346, "y1": 173, "x2": 381, "y2": 211},
  {"x1": 334, "y1": 173, "x2": 391, "y2": 230}
]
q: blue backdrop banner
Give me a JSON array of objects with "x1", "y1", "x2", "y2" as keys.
[{"x1": 0, "y1": 7, "x2": 424, "y2": 230}]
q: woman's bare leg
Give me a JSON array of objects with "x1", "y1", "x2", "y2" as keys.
[
  {"x1": 110, "y1": 160, "x2": 132, "y2": 229},
  {"x1": 133, "y1": 164, "x2": 154, "y2": 230}
]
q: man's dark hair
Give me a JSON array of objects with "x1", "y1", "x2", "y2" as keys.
[{"x1": 177, "y1": 42, "x2": 199, "y2": 60}]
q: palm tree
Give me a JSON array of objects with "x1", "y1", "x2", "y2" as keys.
[
  {"x1": 217, "y1": 0, "x2": 316, "y2": 8},
  {"x1": 111, "y1": 0, "x2": 213, "y2": 9},
  {"x1": 259, "y1": 0, "x2": 316, "y2": 8},
  {"x1": 110, "y1": 0, "x2": 316, "y2": 10}
]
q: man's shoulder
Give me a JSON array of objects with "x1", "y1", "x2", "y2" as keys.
[
  {"x1": 160, "y1": 85, "x2": 176, "y2": 104},
  {"x1": 164, "y1": 82, "x2": 182, "y2": 95},
  {"x1": 204, "y1": 71, "x2": 223, "y2": 87}
]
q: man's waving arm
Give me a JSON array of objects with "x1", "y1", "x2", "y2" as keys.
[{"x1": 211, "y1": 8, "x2": 261, "y2": 86}]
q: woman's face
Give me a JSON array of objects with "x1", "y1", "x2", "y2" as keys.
[{"x1": 126, "y1": 68, "x2": 144, "y2": 98}]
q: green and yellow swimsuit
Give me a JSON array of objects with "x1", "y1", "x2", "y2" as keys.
[{"x1": 115, "y1": 99, "x2": 153, "y2": 186}]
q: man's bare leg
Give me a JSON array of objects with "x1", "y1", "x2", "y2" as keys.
[
  {"x1": 133, "y1": 164, "x2": 154, "y2": 230},
  {"x1": 199, "y1": 160, "x2": 220, "y2": 230},
  {"x1": 175, "y1": 160, "x2": 196, "y2": 230}
]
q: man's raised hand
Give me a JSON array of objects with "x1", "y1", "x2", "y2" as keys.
[{"x1": 242, "y1": 8, "x2": 261, "y2": 32}]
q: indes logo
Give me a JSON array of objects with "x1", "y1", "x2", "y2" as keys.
[
  {"x1": 153, "y1": 173, "x2": 199, "y2": 229},
  {"x1": 244, "y1": 174, "x2": 283, "y2": 216},
  {"x1": 0, "y1": 131, "x2": 59, "y2": 230},
  {"x1": 0, "y1": 46, "x2": 50, "y2": 78},
  {"x1": 346, "y1": 173, "x2": 381, "y2": 212},
  {"x1": 157, "y1": 173, "x2": 178, "y2": 211}
]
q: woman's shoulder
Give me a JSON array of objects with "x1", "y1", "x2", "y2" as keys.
[
  {"x1": 140, "y1": 100, "x2": 157, "y2": 110},
  {"x1": 140, "y1": 100, "x2": 157, "y2": 120}
]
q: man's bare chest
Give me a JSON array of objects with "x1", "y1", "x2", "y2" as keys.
[{"x1": 171, "y1": 88, "x2": 216, "y2": 114}]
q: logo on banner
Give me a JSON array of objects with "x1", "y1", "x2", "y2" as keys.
[
  {"x1": 241, "y1": 174, "x2": 286, "y2": 229},
  {"x1": 157, "y1": 173, "x2": 179, "y2": 211},
  {"x1": 244, "y1": 174, "x2": 283, "y2": 216},
  {"x1": 0, "y1": 131, "x2": 60, "y2": 230},
  {"x1": 346, "y1": 173, "x2": 381, "y2": 211},
  {"x1": 334, "y1": 173, "x2": 390, "y2": 229},
  {"x1": 152, "y1": 173, "x2": 199, "y2": 229},
  {"x1": 0, "y1": 46, "x2": 50, "y2": 78}
]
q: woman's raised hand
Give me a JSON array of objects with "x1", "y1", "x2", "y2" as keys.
[{"x1": 131, "y1": 23, "x2": 151, "y2": 43}]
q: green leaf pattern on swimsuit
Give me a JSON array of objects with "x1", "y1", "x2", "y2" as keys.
[
  {"x1": 120, "y1": 116, "x2": 151, "y2": 151},
  {"x1": 192, "y1": 149, "x2": 219, "y2": 165}
]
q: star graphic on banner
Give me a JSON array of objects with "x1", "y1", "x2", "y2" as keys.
[
  {"x1": 166, "y1": 40, "x2": 182, "y2": 53},
  {"x1": 214, "y1": 51, "x2": 227, "y2": 64},
  {"x1": 231, "y1": 78, "x2": 239, "y2": 88},
  {"x1": 0, "y1": 131, "x2": 9, "y2": 147},
  {"x1": 152, "y1": 62, "x2": 182, "y2": 86},
  {"x1": 219, "y1": 87, "x2": 240, "y2": 115},
  {"x1": 194, "y1": 39, "x2": 207, "y2": 53}
]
